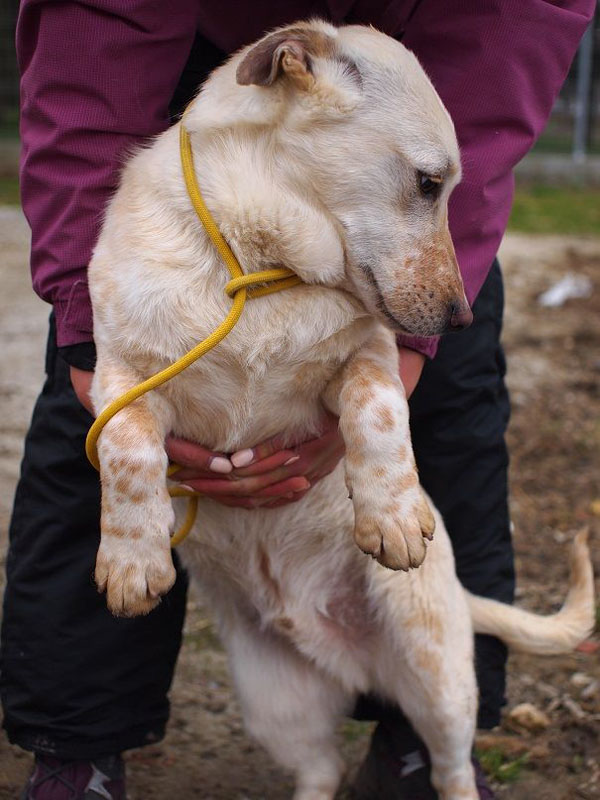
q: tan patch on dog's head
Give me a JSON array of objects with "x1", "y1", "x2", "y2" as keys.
[
  {"x1": 237, "y1": 26, "x2": 336, "y2": 88},
  {"x1": 233, "y1": 20, "x2": 362, "y2": 115}
]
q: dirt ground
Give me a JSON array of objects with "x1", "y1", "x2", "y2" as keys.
[{"x1": 0, "y1": 207, "x2": 599, "y2": 799}]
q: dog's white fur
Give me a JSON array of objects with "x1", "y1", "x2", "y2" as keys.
[{"x1": 88, "y1": 22, "x2": 595, "y2": 800}]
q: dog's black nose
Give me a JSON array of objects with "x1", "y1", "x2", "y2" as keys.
[{"x1": 449, "y1": 302, "x2": 473, "y2": 331}]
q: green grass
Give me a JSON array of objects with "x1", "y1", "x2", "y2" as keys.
[
  {"x1": 475, "y1": 747, "x2": 528, "y2": 784},
  {"x1": 0, "y1": 176, "x2": 19, "y2": 205},
  {"x1": 508, "y1": 185, "x2": 600, "y2": 235},
  {"x1": 184, "y1": 622, "x2": 223, "y2": 652},
  {"x1": 0, "y1": 111, "x2": 19, "y2": 140},
  {"x1": 339, "y1": 719, "x2": 374, "y2": 743}
]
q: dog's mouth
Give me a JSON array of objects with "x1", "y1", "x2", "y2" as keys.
[
  {"x1": 356, "y1": 262, "x2": 403, "y2": 329},
  {"x1": 356, "y1": 262, "x2": 434, "y2": 337}
]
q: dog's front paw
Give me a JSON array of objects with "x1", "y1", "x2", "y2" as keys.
[
  {"x1": 95, "y1": 497, "x2": 176, "y2": 617},
  {"x1": 353, "y1": 488, "x2": 435, "y2": 571},
  {"x1": 95, "y1": 537, "x2": 176, "y2": 616}
]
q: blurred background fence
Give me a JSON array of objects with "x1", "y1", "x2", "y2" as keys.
[{"x1": 0, "y1": 1, "x2": 18, "y2": 135}]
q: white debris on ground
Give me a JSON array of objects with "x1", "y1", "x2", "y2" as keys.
[{"x1": 537, "y1": 272, "x2": 593, "y2": 307}]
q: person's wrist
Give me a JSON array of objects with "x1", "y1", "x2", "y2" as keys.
[
  {"x1": 69, "y1": 366, "x2": 94, "y2": 414},
  {"x1": 398, "y1": 347, "x2": 425, "y2": 398}
]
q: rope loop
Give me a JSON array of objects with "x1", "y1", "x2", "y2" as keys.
[{"x1": 225, "y1": 268, "x2": 302, "y2": 298}]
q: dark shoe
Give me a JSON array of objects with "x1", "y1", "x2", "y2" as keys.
[
  {"x1": 352, "y1": 723, "x2": 436, "y2": 800},
  {"x1": 352, "y1": 722, "x2": 496, "y2": 799},
  {"x1": 21, "y1": 754, "x2": 126, "y2": 800},
  {"x1": 472, "y1": 757, "x2": 497, "y2": 800}
]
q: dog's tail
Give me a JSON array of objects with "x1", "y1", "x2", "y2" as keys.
[{"x1": 465, "y1": 529, "x2": 595, "y2": 655}]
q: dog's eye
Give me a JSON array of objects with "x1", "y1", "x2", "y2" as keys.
[{"x1": 418, "y1": 172, "x2": 442, "y2": 197}]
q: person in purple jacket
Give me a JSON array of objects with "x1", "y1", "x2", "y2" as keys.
[{"x1": 3, "y1": 2, "x2": 594, "y2": 799}]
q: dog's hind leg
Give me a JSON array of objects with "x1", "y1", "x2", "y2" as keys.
[
  {"x1": 372, "y1": 575, "x2": 479, "y2": 800},
  {"x1": 393, "y1": 683, "x2": 478, "y2": 800},
  {"x1": 224, "y1": 616, "x2": 349, "y2": 800}
]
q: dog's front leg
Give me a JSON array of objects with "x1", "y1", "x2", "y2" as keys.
[
  {"x1": 91, "y1": 357, "x2": 176, "y2": 617},
  {"x1": 324, "y1": 328, "x2": 434, "y2": 570}
]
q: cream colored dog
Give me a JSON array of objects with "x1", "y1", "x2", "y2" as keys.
[{"x1": 88, "y1": 21, "x2": 595, "y2": 800}]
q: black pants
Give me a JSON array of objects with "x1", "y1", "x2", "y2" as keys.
[{"x1": 0, "y1": 262, "x2": 513, "y2": 758}]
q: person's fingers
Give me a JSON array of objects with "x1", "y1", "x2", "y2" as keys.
[
  {"x1": 182, "y1": 473, "x2": 310, "y2": 496},
  {"x1": 170, "y1": 465, "x2": 231, "y2": 482},
  {"x1": 250, "y1": 477, "x2": 311, "y2": 498},
  {"x1": 207, "y1": 487, "x2": 309, "y2": 509},
  {"x1": 230, "y1": 433, "x2": 294, "y2": 468},
  {"x1": 231, "y1": 430, "x2": 341, "y2": 484},
  {"x1": 293, "y1": 427, "x2": 345, "y2": 475},
  {"x1": 231, "y1": 450, "x2": 299, "y2": 477},
  {"x1": 170, "y1": 448, "x2": 300, "y2": 481},
  {"x1": 172, "y1": 440, "x2": 338, "y2": 491},
  {"x1": 166, "y1": 436, "x2": 233, "y2": 474},
  {"x1": 169, "y1": 413, "x2": 342, "y2": 500}
]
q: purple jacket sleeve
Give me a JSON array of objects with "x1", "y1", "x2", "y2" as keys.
[
  {"x1": 17, "y1": 0, "x2": 200, "y2": 347},
  {"x1": 396, "y1": 0, "x2": 595, "y2": 359}
]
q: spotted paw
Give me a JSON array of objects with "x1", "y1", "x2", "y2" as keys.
[
  {"x1": 95, "y1": 537, "x2": 176, "y2": 617},
  {"x1": 353, "y1": 488, "x2": 434, "y2": 571}
]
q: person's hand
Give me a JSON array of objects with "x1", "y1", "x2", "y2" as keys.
[
  {"x1": 398, "y1": 346, "x2": 426, "y2": 399},
  {"x1": 166, "y1": 411, "x2": 344, "y2": 509},
  {"x1": 70, "y1": 366, "x2": 94, "y2": 414}
]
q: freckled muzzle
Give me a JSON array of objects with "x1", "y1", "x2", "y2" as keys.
[
  {"x1": 390, "y1": 294, "x2": 473, "y2": 337},
  {"x1": 358, "y1": 239, "x2": 472, "y2": 337},
  {"x1": 386, "y1": 238, "x2": 472, "y2": 336}
]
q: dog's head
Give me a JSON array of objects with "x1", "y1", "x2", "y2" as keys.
[{"x1": 193, "y1": 21, "x2": 471, "y2": 337}]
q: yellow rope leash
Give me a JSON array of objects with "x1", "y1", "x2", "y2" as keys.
[{"x1": 86, "y1": 121, "x2": 303, "y2": 547}]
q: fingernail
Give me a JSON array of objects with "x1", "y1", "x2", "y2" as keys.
[
  {"x1": 295, "y1": 479, "x2": 311, "y2": 492},
  {"x1": 180, "y1": 485, "x2": 196, "y2": 493},
  {"x1": 231, "y1": 449, "x2": 254, "y2": 468},
  {"x1": 209, "y1": 456, "x2": 233, "y2": 474},
  {"x1": 283, "y1": 455, "x2": 300, "y2": 466},
  {"x1": 284, "y1": 492, "x2": 294, "y2": 499}
]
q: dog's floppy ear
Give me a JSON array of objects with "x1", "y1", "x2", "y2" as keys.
[{"x1": 237, "y1": 28, "x2": 332, "y2": 89}]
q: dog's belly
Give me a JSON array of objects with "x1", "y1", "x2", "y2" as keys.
[
  {"x1": 167, "y1": 371, "x2": 331, "y2": 453},
  {"x1": 149, "y1": 304, "x2": 378, "y2": 453},
  {"x1": 179, "y1": 464, "x2": 380, "y2": 690}
]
